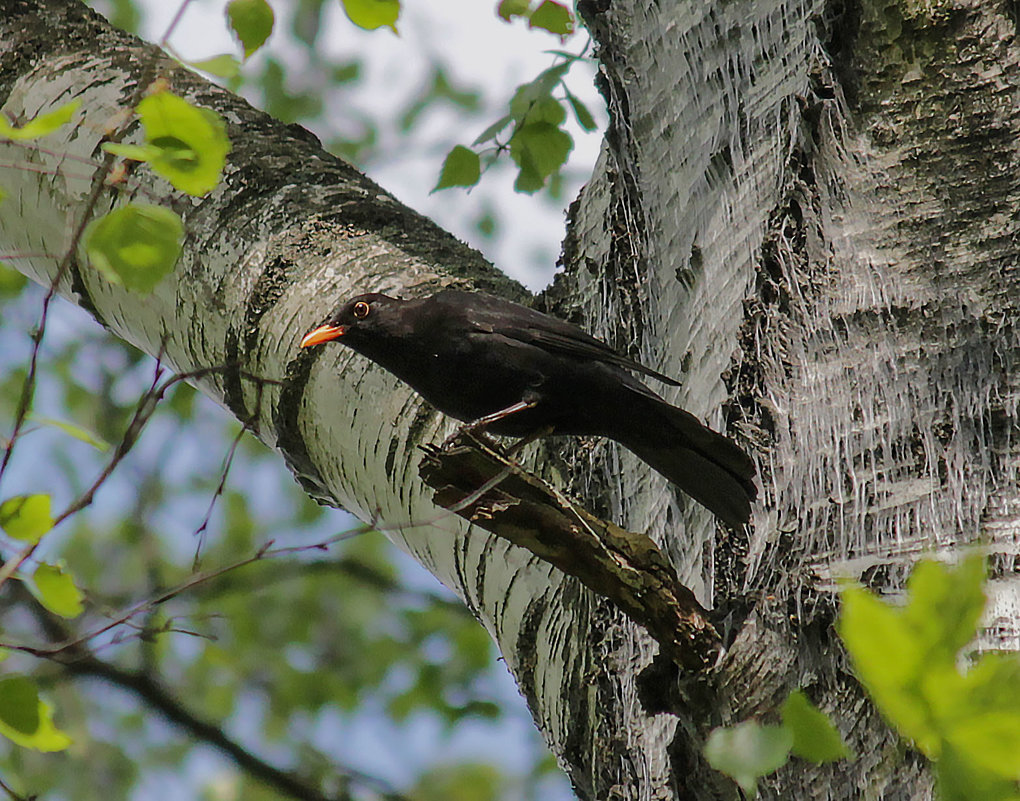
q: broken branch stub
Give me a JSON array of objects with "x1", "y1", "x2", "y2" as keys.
[{"x1": 418, "y1": 433, "x2": 722, "y2": 671}]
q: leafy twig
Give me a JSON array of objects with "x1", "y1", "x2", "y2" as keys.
[
  {"x1": 0, "y1": 362, "x2": 279, "y2": 594},
  {"x1": 2, "y1": 527, "x2": 367, "y2": 659},
  {"x1": 0, "y1": 30, "x2": 173, "y2": 490}
]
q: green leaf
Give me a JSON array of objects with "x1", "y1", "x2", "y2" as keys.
[
  {"x1": 544, "y1": 49, "x2": 587, "y2": 62},
  {"x1": 565, "y1": 87, "x2": 597, "y2": 131},
  {"x1": 934, "y1": 655, "x2": 1020, "y2": 782},
  {"x1": 84, "y1": 203, "x2": 183, "y2": 293},
  {"x1": 938, "y1": 742, "x2": 1020, "y2": 801},
  {"x1": 497, "y1": 0, "x2": 531, "y2": 21},
  {"x1": 509, "y1": 121, "x2": 572, "y2": 191},
  {"x1": 30, "y1": 562, "x2": 85, "y2": 618},
  {"x1": 839, "y1": 584, "x2": 936, "y2": 751},
  {"x1": 227, "y1": 0, "x2": 275, "y2": 58},
  {"x1": 508, "y1": 64, "x2": 569, "y2": 122},
  {"x1": 946, "y1": 711, "x2": 1020, "y2": 780},
  {"x1": 400, "y1": 68, "x2": 481, "y2": 132},
  {"x1": 260, "y1": 58, "x2": 324, "y2": 122},
  {"x1": 434, "y1": 145, "x2": 480, "y2": 191},
  {"x1": 903, "y1": 555, "x2": 986, "y2": 661},
  {"x1": 0, "y1": 698, "x2": 71, "y2": 752},
  {"x1": 0, "y1": 494, "x2": 53, "y2": 544},
  {"x1": 341, "y1": 0, "x2": 400, "y2": 32},
  {"x1": 132, "y1": 91, "x2": 231, "y2": 196},
  {"x1": 473, "y1": 114, "x2": 512, "y2": 145},
  {"x1": 0, "y1": 677, "x2": 40, "y2": 735},
  {"x1": 513, "y1": 159, "x2": 545, "y2": 193},
  {"x1": 957, "y1": 654, "x2": 1020, "y2": 720},
  {"x1": 0, "y1": 100, "x2": 80, "y2": 141},
  {"x1": 781, "y1": 690, "x2": 852, "y2": 762},
  {"x1": 412, "y1": 762, "x2": 505, "y2": 801},
  {"x1": 528, "y1": 0, "x2": 574, "y2": 36},
  {"x1": 189, "y1": 54, "x2": 242, "y2": 79},
  {"x1": 332, "y1": 62, "x2": 361, "y2": 84},
  {"x1": 0, "y1": 261, "x2": 27, "y2": 298},
  {"x1": 704, "y1": 720, "x2": 793, "y2": 797},
  {"x1": 836, "y1": 555, "x2": 1020, "y2": 793},
  {"x1": 26, "y1": 414, "x2": 109, "y2": 451},
  {"x1": 102, "y1": 142, "x2": 157, "y2": 162},
  {"x1": 522, "y1": 94, "x2": 566, "y2": 126}
]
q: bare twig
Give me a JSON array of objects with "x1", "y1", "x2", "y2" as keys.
[
  {"x1": 192, "y1": 421, "x2": 247, "y2": 569},
  {"x1": 158, "y1": 0, "x2": 195, "y2": 47},
  {"x1": 68, "y1": 654, "x2": 408, "y2": 801},
  {"x1": 193, "y1": 378, "x2": 269, "y2": 568},
  {"x1": 0, "y1": 160, "x2": 93, "y2": 181},
  {"x1": 0, "y1": 250, "x2": 60, "y2": 262},
  {"x1": 1, "y1": 526, "x2": 369, "y2": 659},
  {"x1": 0, "y1": 541, "x2": 39, "y2": 592}
]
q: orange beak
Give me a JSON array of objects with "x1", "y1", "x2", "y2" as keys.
[{"x1": 300, "y1": 324, "x2": 346, "y2": 348}]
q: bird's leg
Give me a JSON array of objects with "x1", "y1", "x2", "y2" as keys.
[
  {"x1": 443, "y1": 400, "x2": 538, "y2": 448},
  {"x1": 469, "y1": 399, "x2": 537, "y2": 429}
]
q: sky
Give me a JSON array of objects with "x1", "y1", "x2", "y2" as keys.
[{"x1": 138, "y1": 0, "x2": 606, "y2": 290}]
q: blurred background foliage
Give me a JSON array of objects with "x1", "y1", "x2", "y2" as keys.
[{"x1": 0, "y1": 0, "x2": 605, "y2": 798}]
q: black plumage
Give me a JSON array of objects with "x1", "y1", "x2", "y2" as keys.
[{"x1": 301, "y1": 289, "x2": 756, "y2": 527}]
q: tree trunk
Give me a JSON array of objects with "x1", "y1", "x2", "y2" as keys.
[
  {"x1": 1, "y1": 0, "x2": 1017, "y2": 799},
  {"x1": 567, "y1": 0, "x2": 1020, "y2": 797}
]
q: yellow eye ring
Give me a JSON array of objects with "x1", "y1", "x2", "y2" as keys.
[{"x1": 352, "y1": 301, "x2": 370, "y2": 319}]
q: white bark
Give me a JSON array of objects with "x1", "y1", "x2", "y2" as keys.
[
  {"x1": 565, "y1": 0, "x2": 1020, "y2": 796},
  {"x1": 0, "y1": 2, "x2": 640, "y2": 798}
]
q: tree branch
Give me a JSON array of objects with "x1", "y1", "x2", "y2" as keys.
[{"x1": 21, "y1": 588, "x2": 409, "y2": 801}]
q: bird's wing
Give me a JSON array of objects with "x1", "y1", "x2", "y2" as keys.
[
  {"x1": 449, "y1": 291, "x2": 681, "y2": 387},
  {"x1": 508, "y1": 326, "x2": 681, "y2": 386}
]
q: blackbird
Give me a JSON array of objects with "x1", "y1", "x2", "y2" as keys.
[{"x1": 300, "y1": 289, "x2": 756, "y2": 527}]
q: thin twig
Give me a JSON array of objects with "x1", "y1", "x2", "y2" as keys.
[
  {"x1": 52, "y1": 364, "x2": 278, "y2": 530},
  {"x1": 70, "y1": 655, "x2": 407, "y2": 801},
  {"x1": 0, "y1": 541, "x2": 39, "y2": 594},
  {"x1": 2, "y1": 526, "x2": 368, "y2": 659},
  {"x1": 0, "y1": 363, "x2": 280, "y2": 595},
  {"x1": 0, "y1": 141, "x2": 171, "y2": 205},
  {"x1": 0, "y1": 160, "x2": 93, "y2": 181},
  {"x1": 11, "y1": 569, "x2": 408, "y2": 801},
  {"x1": 0, "y1": 251, "x2": 60, "y2": 262},
  {"x1": 192, "y1": 421, "x2": 247, "y2": 569},
  {"x1": 158, "y1": 0, "x2": 195, "y2": 47},
  {"x1": 192, "y1": 378, "x2": 268, "y2": 568}
]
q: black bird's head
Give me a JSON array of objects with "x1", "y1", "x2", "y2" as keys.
[{"x1": 299, "y1": 293, "x2": 406, "y2": 350}]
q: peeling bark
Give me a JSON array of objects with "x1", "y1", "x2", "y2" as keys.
[
  {"x1": 420, "y1": 433, "x2": 722, "y2": 671},
  {"x1": 565, "y1": 0, "x2": 1020, "y2": 798}
]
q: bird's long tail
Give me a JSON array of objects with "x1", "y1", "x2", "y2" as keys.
[{"x1": 617, "y1": 399, "x2": 757, "y2": 528}]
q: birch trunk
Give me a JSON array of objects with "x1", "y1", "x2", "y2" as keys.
[{"x1": 1, "y1": 0, "x2": 1017, "y2": 799}]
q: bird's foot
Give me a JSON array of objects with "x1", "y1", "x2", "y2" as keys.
[{"x1": 441, "y1": 400, "x2": 538, "y2": 449}]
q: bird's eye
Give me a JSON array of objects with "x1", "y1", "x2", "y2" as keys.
[{"x1": 352, "y1": 301, "x2": 370, "y2": 319}]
